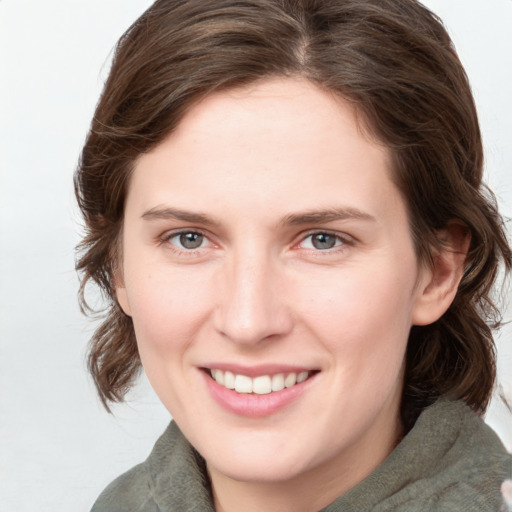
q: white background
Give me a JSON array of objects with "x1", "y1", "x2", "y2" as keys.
[{"x1": 1, "y1": 1, "x2": 511, "y2": 511}]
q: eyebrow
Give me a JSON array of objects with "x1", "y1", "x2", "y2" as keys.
[
  {"x1": 141, "y1": 207, "x2": 219, "y2": 227},
  {"x1": 281, "y1": 207, "x2": 376, "y2": 226},
  {"x1": 141, "y1": 206, "x2": 376, "y2": 227}
]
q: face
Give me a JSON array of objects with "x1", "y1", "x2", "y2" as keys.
[{"x1": 117, "y1": 79, "x2": 434, "y2": 489}]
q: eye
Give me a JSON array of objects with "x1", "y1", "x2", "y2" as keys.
[
  {"x1": 299, "y1": 232, "x2": 346, "y2": 250},
  {"x1": 167, "y1": 231, "x2": 207, "y2": 250}
]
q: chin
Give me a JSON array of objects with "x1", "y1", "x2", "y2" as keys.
[
  {"x1": 208, "y1": 453, "x2": 311, "y2": 484},
  {"x1": 198, "y1": 426, "x2": 328, "y2": 485}
]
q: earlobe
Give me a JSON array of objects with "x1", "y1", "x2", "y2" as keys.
[
  {"x1": 116, "y1": 286, "x2": 132, "y2": 316},
  {"x1": 114, "y1": 270, "x2": 132, "y2": 316},
  {"x1": 412, "y1": 223, "x2": 470, "y2": 326}
]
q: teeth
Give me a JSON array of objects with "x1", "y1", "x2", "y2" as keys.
[
  {"x1": 284, "y1": 373, "x2": 297, "y2": 388},
  {"x1": 234, "y1": 374, "x2": 252, "y2": 393},
  {"x1": 297, "y1": 371, "x2": 308, "y2": 383},
  {"x1": 271, "y1": 373, "x2": 285, "y2": 392},
  {"x1": 253, "y1": 375, "x2": 272, "y2": 395},
  {"x1": 212, "y1": 369, "x2": 224, "y2": 385},
  {"x1": 210, "y1": 369, "x2": 311, "y2": 394},
  {"x1": 224, "y1": 371, "x2": 235, "y2": 389}
]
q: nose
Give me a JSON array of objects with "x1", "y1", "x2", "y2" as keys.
[{"x1": 213, "y1": 251, "x2": 293, "y2": 346}]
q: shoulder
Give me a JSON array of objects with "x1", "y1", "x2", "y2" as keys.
[
  {"x1": 89, "y1": 422, "x2": 175, "y2": 512},
  {"x1": 90, "y1": 462, "x2": 157, "y2": 512},
  {"x1": 386, "y1": 400, "x2": 511, "y2": 511},
  {"x1": 426, "y1": 400, "x2": 511, "y2": 510},
  {"x1": 325, "y1": 400, "x2": 511, "y2": 512},
  {"x1": 90, "y1": 421, "x2": 214, "y2": 512}
]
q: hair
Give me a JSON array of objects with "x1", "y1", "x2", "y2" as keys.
[{"x1": 75, "y1": 0, "x2": 511, "y2": 426}]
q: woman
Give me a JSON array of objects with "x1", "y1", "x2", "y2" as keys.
[{"x1": 75, "y1": 0, "x2": 511, "y2": 510}]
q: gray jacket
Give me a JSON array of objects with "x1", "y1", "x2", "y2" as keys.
[{"x1": 91, "y1": 400, "x2": 511, "y2": 511}]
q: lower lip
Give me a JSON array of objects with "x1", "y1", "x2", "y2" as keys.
[{"x1": 202, "y1": 371, "x2": 317, "y2": 418}]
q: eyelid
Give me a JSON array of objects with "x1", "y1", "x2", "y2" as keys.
[
  {"x1": 157, "y1": 227, "x2": 354, "y2": 256},
  {"x1": 295, "y1": 229, "x2": 355, "y2": 251},
  {"x1": 159, "y1": 228, "x2": 214, "y2": 252}
]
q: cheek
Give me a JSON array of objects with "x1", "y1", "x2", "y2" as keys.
[
  {"x1": 303, "y1": 261, "x2": 415, "y2": 329},
  {"x1": 297, "y1": 260, "x2": 416, "y2": 375},
  {"x1": 125, "y1": 268, "x2": 217, "y2": 413},
  {"x1": 126, "y1": 268, "x2": 214, "y2": 358}
]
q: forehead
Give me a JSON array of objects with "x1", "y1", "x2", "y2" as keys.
[
  {"x1": 171, "y1": 78, "x2": 380, "y2": 164},
  {"x1": 127, "y1": 78, "x2": 404, "y2": 227}
]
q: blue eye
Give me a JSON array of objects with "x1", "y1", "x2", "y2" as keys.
[
  {"x1": 301, "y1": 232, "x2": 344, "y2": 250},
  {"x1": 169, "y1": 232, "x2": 206, "y2": 250}
]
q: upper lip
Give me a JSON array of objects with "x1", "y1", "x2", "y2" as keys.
[{"x1": 201, "y1": 363, "x2": 318, "y2": 378}]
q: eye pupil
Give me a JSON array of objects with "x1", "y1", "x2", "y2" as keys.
[
  {"x1": 312, "y1": 233, "x2": 336, "y2": 250},
  {"x1": 179, "y1": 232, "x2": 203, "y2": 249}
]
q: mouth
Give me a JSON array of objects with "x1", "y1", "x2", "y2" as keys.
[
  {"x1": 201, "y1": 365, "x2": 320, "y2": 417},
  {"x1": 204, "y1": 368, "x2": 318, "y2": 395}
]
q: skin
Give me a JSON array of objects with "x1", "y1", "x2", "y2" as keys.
[{"x1": 116, "y1": 78, "x2": 467, "y2": 512}]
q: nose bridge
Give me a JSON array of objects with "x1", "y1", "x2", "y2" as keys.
[{"x1": 214, "y1": 244, "x2": 291, "y2": 344}]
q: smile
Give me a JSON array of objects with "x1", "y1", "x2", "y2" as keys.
[
  {"x1": 202, "y1": 366, "x2": 320, "y2": 417},
  {"x1": 209, "y1": 369, "x2": 313, "y2": 394}
]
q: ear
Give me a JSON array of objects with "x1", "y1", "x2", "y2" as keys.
[
  {"x1": 114, "y1": 269, "x2": 132, "y2": 317},
  {"x1": 412, "y1": 222, "x2": 470, "y2": 326}
]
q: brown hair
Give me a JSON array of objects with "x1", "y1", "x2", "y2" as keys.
[{"x1": 75, "y1": 0, "x2": 511, "y2": 425}]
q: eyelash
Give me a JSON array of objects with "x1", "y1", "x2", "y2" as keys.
[
  {"x1": 160, "y1": 229, "x2": 211, "y2": 255},
  {"x1": 159, "y1": 229, "x2": 354, "y2": 255},
  {"x1": 297, "y1": 230, "x2": 354, "y2": 253}
]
